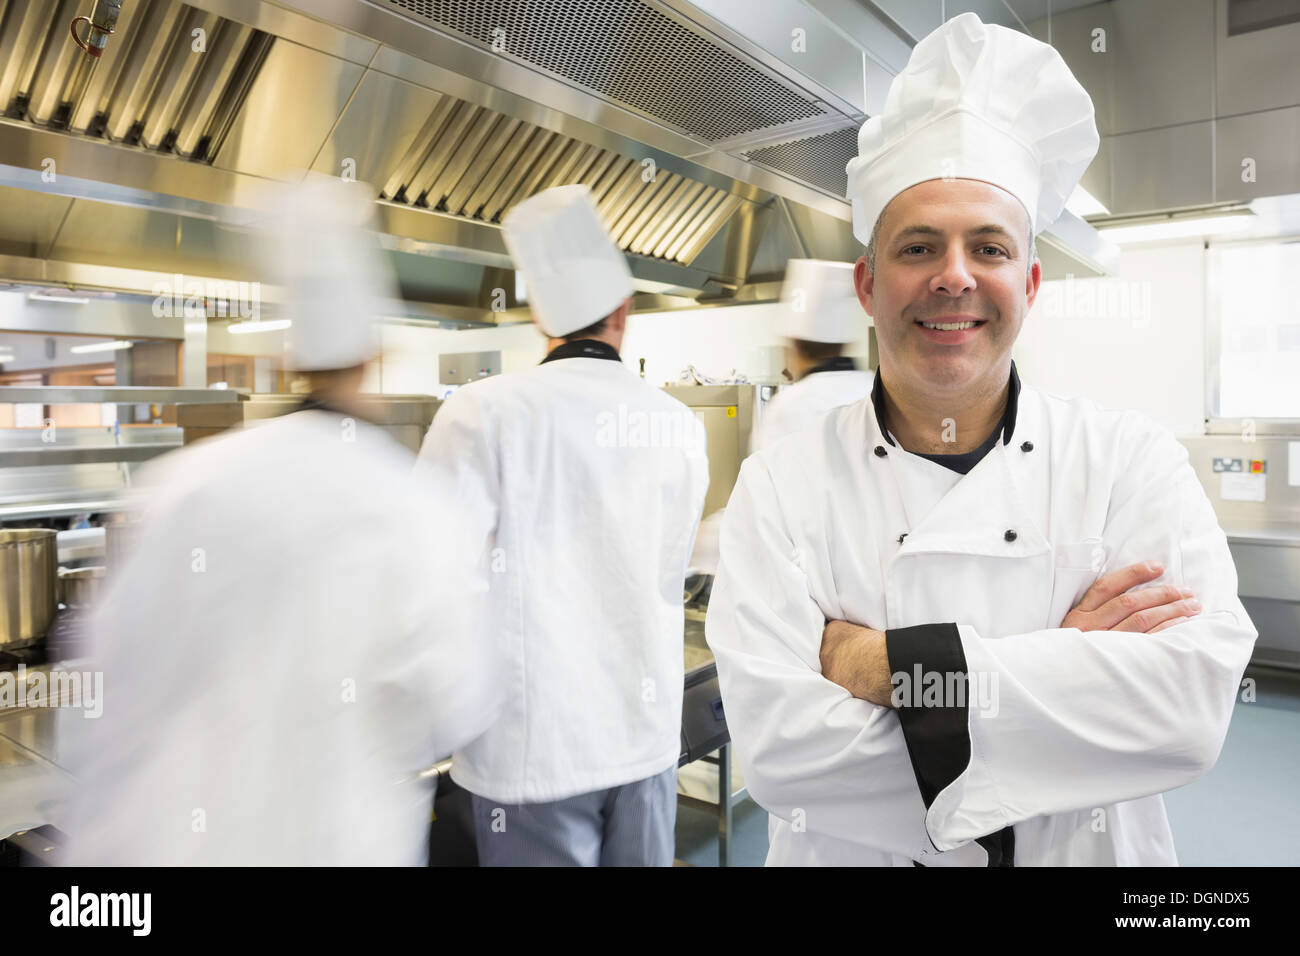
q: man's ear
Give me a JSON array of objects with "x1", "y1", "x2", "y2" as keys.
[
  {"x1": 1024, "y1": 257, "x2": 1042, "y2": 311},
  {"x1": 854, "y1": 256, "x2": 875, "y2": 318}
]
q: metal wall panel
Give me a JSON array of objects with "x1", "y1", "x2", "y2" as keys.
[
  {"x1": 212, "y1": 40, "x2": 363, "y2": 180},
  {"x1": 1108, "y1": 121, "x2": 1216, "y2": 215},
  {"x1": 1215, "y1": 106, "x2": 1300, "y2": 203},
  {"x1": 1215, "y1": 0, "x2": 1300, "y2": 116}
]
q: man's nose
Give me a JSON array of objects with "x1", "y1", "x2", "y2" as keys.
[{"x1": 929, "y1": 248, "x2": 977, "y2": 297}]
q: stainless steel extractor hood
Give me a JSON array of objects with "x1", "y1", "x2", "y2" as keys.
[{"x1": 0, "y1": 0, "x2": 1118, "y2": 327}]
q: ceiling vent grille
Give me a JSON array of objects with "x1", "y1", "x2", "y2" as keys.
[
  {"x1": 0, "y1": 0, "x2": 273, "y2": 162},
  {"x1": 744, "y1": 126, "x2": 859, "y2": 199},
  {"x1": 382, "y1": 94, "x2": 748, "y2": 264},
  {"x1": 377, "y1": 0, "x2": 829, "y2": 142}
]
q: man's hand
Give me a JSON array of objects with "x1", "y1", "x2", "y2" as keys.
[
  {"x1": 820, "y1": 620, "x2": 895, "y2": 707},
  {"x1": 1062, "y1": 561, "x2": 1201, "y2": 633}
]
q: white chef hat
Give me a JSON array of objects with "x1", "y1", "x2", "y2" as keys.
[
  {"x1": 779, "y1": 259, "x2": 863, "y2": 343},
  {"x1": 502, "y1": 184, "x2": 635, "y2": 338},
  {"x1": 845, "y1": 12, "x2": 1099, "y2": 244},
  {"x1": 256, "y1": 174, "x2": 395, "y2": 371}
]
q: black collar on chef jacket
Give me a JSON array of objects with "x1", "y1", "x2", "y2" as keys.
[
  {"x1": 540, "y1": 338, "x2": 622, "y2": 365},
  {"x1": 801, "y1": 355, "x2": 858, "y2": 379},
  {"x1": 871, "y1": 360, "x2": 1021, "y2": 455}
]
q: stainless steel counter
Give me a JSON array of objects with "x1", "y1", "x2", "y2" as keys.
[{"x1": 0, "y1": 704, "x2": 82, "y2": 841}]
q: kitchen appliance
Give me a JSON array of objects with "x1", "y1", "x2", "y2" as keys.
[
  {"x1": 58, "y1": 567, "x2": 105, "y2": 609},
  {"x1": 662, "y1": 383, "x2": 776, "y2": 516},
  {"x1": 0, "y1": 530, "x2": 58, "y2": 648}
]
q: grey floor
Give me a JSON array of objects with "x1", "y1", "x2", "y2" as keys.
[{"x1": 674, "y1": 666, "x2": 1300, "y2": 867}]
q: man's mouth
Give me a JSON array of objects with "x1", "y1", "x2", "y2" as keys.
[{"x1": 916, "y1": 319, "x2": 985, "y2": 331}]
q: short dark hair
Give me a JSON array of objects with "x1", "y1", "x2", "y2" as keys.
[
  {"x1": 792, "y1": 338, "x2": 845, "y2": 362},
  {"x1": 562, "y1": 316, "x2": 609, "y2": 342}
]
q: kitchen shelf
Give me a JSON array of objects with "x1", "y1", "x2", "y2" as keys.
[
  {"x1": 0, "y1": 445, "x2": 179, "y2": 467},
  {"x1": 0, "y1": 387, "x2": 243, "y2": 405}
]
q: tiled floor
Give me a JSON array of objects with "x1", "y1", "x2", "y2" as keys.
[{"x1": 675, "y1": 666, "x2": 1300, "y2": 867}]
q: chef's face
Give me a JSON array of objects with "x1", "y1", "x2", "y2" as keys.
[{"x1": 854, "y1": 178, "x2": 1040, "y2": 394}]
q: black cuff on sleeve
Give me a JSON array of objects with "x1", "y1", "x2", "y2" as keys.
[
  {"x1": 887, "y1": 623, "x2": 1015, "y2": 867},
  {"x1": 885, "y1": 622, "x2": 970, "y2": 809}
]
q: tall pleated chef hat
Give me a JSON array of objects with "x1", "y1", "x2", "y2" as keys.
[
  {"x1": 779, "y1": 259, "x2": 863, "y2": 343},
  {"x1": 258, "y1": 174, "x2": 396, "y2": 371},
  {"x1": 845, "y1": 12, "x2": 1099, "y2": 244},
  {"x1": 502, "y1": 184, "x2": 635, "y2": 338}
]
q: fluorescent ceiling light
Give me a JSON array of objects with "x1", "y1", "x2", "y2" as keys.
[
  {"x1": 1066, "y1": 185, "x2": 1109, "y2": 218},
  {"x1": 228, "y1": 319, "x2": 291, "y2": 334},
  {"x1": 29, "y1": 292, "x2": 91, "y2": 304},
  {"x1": 1098, "y1": 214, "x2": 1254, "y2": 244},
  {"x1": 70, "y1": 340, "x2": 134, "y2": 354}
]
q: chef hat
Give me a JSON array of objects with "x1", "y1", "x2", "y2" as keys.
[
  {"x1": 258, "y1": 174, "x2": 396, "y2": 371},
  {"x1": 502, "y1": 184, "x2": 635, "y2": 338},
  {"x1": 845, "y1": 12, "x2": 1099, "y2": 244},
  {"x1": 779, "y1": 259, "x2": 863, "y2": 343}
]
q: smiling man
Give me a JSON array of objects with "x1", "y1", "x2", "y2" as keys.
[{"x1": 705, "y1": 13, "x2": 1257, "y2": 866}]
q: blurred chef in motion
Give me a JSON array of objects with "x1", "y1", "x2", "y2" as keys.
[
  {"x1": 418, "y1": 184, "x2": 709, "y2": 866},
  {"x1": 65, "y1": 175, "x2": 500, "y2": 866},
  {"x1": 750, "y1": 259, "x2": 871, "y2": 454}
]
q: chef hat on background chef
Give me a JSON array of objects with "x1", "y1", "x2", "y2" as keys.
[
  {"x1": 257, "y1": 173, "x2": 397, "y2": 371},
  {"x1": 501, "y1": 184, "x2": 635, "y2": 338},
  {"x1": 779, "y1": 259, "x2": 863, "y2": 343},
  {"x1": 845, "y1": 12, "x2": 1099, "y2": 245}
]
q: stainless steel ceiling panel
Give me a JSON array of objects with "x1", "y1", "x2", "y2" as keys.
[
  {"x1": 212, "y1": 40, "x2": 364, "y2": 180},
  {"x1": 184, "y1": 0, "x2": 379, "y2": 64},
  {"x1": 0, "y1": 185, "x2": 73, "y2": 259},
  {"x1": 45, "y1": 200, "x2": 245, "y2": 277},
  {"x1": 309, "y1": 69, "x2": 442, "y2": 187}
]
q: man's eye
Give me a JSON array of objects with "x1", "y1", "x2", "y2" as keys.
[
  {"x1": 978, "y1": 245, "x2": 1008, "y2": 256},
  {"x1": 901, "y1": 245, "x2": 928, "y2": 255}
]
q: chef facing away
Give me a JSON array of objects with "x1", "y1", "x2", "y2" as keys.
[
  {"x1": 705, "y1": 13, "x2": 1257, "y2": 866},
  {"x1": 750, "y1": 258, "x2": 871, "y2": 455},
  {"x1": 417, "y1": 184, "x2": 710, "y2": 866},
  {"x1": 64, "y1": 177, "x2": 500, "y2": 865}
]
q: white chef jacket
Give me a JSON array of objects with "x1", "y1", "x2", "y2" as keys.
[
  {"x1": 66, "y1": 410, "x2": 499, "y2": 865},
  {"x1": 417, "y1": 349, "x2": 710, "y2": 803},
  {"x1": 751, "y1": 365, "x2": 872, "y2": 454},
  {"x1": 706, "y1": 368, "x2": 1257, "y2": 866}
]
